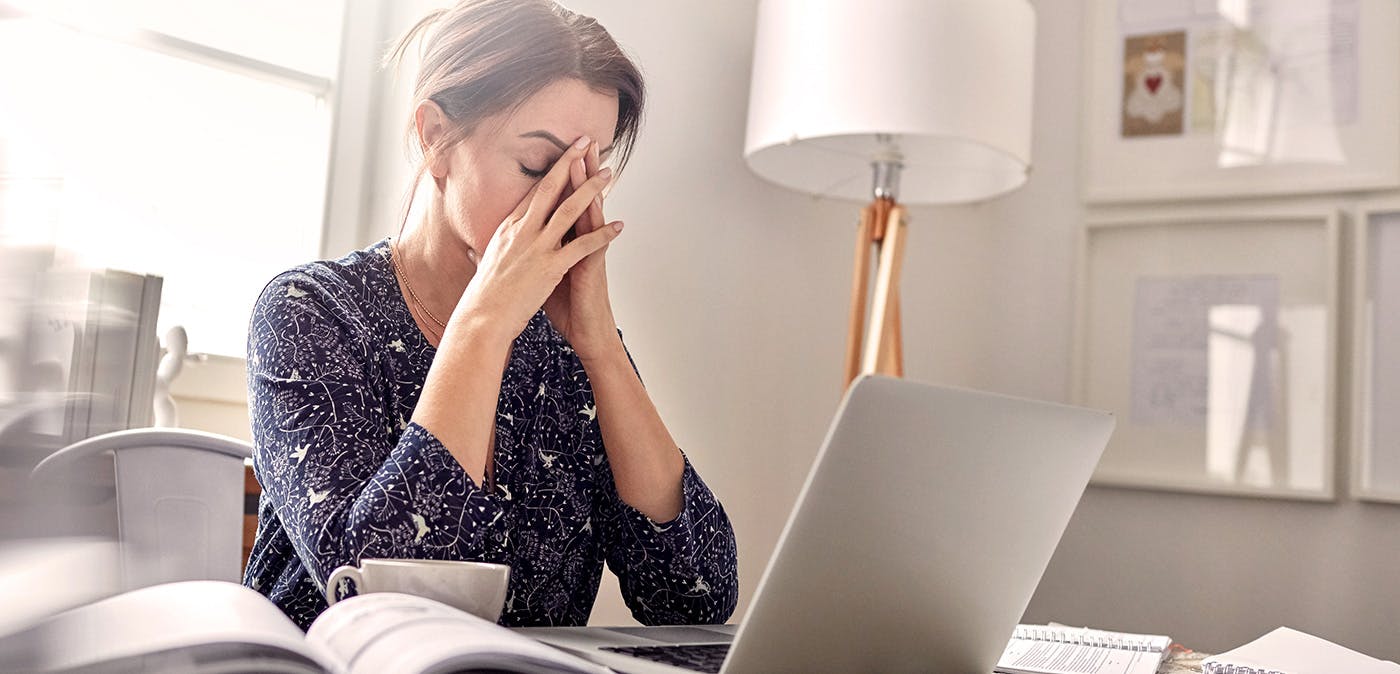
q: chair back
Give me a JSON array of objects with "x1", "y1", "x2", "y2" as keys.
[{"x1": 31, "y1": 428, "x2": 253, "y2": 589}]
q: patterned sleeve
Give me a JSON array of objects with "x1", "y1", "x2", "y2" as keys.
[
  {"x1": 592, "y1": 335, "x2": 739, "y2": 625},
  {"x1": 247, "y1": 270, "x2": 507, "y2": 595}
]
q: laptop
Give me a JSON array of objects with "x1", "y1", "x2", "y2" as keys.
[{"x1": 520, "y1": 374, "x2": 1115, "y2": 673}]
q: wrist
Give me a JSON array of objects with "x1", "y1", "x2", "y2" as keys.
[
  {"x1": 442, "y1": 309, "x2": 517, "y2": 354},
  {"x1": 578, "y1": 331, "x2": 628, "y2": 372}
]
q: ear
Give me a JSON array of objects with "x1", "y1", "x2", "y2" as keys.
[{"x1": 414, "y1": 100, "x2": 451, "y2": 180}]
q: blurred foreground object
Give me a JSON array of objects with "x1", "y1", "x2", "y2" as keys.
[
  {"x1": 0, "y1": 537, "x2": 122, "y2": 670},
  {"x1": 0, "y1": 244, "x2": 171, "y2": 668}
]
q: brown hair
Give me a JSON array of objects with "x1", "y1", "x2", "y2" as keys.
[{"x1": 383, "y1": 0, "x2": 645, "y2": 234}]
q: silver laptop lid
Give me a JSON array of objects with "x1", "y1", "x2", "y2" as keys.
[{"x1": 722, "y1": 375, "x2": 1114, "y2": 673}]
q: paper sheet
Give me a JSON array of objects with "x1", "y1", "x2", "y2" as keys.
[
  {"x1": 1130, "y1": 275, "x2": 1279, "y2": 427},
  {"x1": 1202, "y1": 626, "x2": 1400, "y2": 674}
]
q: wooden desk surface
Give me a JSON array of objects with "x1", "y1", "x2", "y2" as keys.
[{"x1": 243, "y1": 463, "x2": 259, "y2": 572}]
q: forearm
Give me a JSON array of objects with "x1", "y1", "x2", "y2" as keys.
[
  {"x1": 411, "y1": 315, "x2": 515, "y2": 486},
  {"x1": 582, "y1": 335, "x2": 685, "y2": 522}
]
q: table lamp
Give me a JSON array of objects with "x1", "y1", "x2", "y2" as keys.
[{"x1": 743, "y1": 0, "x2": 1036, "y2": 390}]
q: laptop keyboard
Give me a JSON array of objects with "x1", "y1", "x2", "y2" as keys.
[{"x1": 600, "y1": 643, "x2": 730, "y2": 673}]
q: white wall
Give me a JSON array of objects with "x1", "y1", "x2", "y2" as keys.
[
  {"x1": 170, "y1": 356, "x2": 250, "y2": 442},
  {"x1": 182, "y1": 0, "x2": 1400, "y2": 657}
]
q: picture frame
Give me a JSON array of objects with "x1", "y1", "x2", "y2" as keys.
[
  {"x1": 1351, "y1": 202, "x2": 1400, "y2": 503},
  {"x1": 1074, "y1": 208, "x2": 1340, "y2": 500},
  {"x1": 1080, "y1": 0, "x2": 1400, "y2": 203}
]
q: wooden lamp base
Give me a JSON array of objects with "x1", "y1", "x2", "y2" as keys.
[{"x1": 843, "y1": 196, "x2": 908, "y2": 391}]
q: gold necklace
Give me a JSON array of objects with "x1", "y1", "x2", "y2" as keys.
[
  {"x1": 389, "y1": 237, "x2": 449, "y2": 332},
  {"x1": 388, "y1": 235, "x2": 494, "y2": 491}
]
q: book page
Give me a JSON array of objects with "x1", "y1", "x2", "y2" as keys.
[
  {"x1": 307, "y1": 593, "x2": 612, "y2": 674},
  {"x1": 30, "y1": 580, "x2": 336, "y2": 674}
]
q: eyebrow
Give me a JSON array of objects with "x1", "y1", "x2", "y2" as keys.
[{"x1": 520, "y1": 130, "x2": 615, "y2": 157}]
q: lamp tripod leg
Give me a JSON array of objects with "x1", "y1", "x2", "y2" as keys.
[
  {"x1": 844, "y1": 203, "x2": 877, "y2": 390},
  {"x1": 864, "y1": 205, "x2": 907, "y2": 376},
  {"x1": 887, "y1": 286, "x2": 903, "y2": 377},
  {"x1": 886, "y1": 206, "x2": 906, "y2": 377}
]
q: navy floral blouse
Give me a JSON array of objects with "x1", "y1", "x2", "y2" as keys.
[{"x1": 241, "y1": 238, "x2": 738, "y2": 631}]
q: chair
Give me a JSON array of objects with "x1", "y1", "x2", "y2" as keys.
[{"x1": 30, "y1": 427, "x2": 253, "y2": 590}]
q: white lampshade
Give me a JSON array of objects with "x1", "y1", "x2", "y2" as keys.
[{"x1": 744, "y1": 0, "x2": 1036, "y2": 204}]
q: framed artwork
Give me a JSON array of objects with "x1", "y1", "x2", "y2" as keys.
[
  {"x1": 1074, "y1": 209, "x2": 1340, "y2": 499},
  {"x1": 1081, "y1": 0, "x2": 1400, "y2": 203},
  {"x1": 1351, "y1": 203, "x2": 1400, "y2": 502}
]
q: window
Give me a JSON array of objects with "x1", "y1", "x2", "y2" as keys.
[{"x1": 0, "y1": 0, "x2": 347, "y2": 357}]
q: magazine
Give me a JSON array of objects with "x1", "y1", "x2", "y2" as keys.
[{"x1": 10, "y1": 580, "x2": 612, "y2": 674}]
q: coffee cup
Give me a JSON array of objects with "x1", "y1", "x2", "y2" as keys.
[{"x1": 324, "y1": 558, "x2": 511, "y2": 622}]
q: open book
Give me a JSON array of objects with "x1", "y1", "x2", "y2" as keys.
[{"x1": 12, "y1": 580, "x2": 613, "y2": 674}]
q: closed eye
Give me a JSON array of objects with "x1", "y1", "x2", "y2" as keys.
[{"x1": 518, "y1": 163, "x2": 548, "y2": 179}]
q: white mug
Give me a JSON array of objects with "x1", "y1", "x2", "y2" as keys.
[{"x1": 324, "y1": 558, "x2": 512, "y2": 622}]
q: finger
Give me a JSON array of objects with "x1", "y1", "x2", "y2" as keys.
[
  {"x1": 569, "y1": 150, "x2": 586, "y2": 190},
  {"x1": 553, "y1": 155, "x2": 587, "y2": 247},
  {"x1": 543, "y1": 167, "x2": 612, "y2": 243},
  {"x1": 565, "y1": 153, "x2": 586, "y2": 219},
  {"x1": 522, "y1": 136, "x2": 593, "y2": 225},
  {"x1": 557, "y1": 220, "x2": 623, "y2": 269},
  {"x1": 586, "y1": 139, "x2": 601, "y2": 175},
  {"x1": 580, "y1": 141, "x2": 604, "y2": 234},
  {"x1": 547, "y1": 156, "x2": 583, "y2": 224},
  {"x1": 509, "y1": 179, "x2": 542, "y2": 222}
]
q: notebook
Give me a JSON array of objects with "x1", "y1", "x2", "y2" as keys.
[
  {"x1": 995, "y1": 624, "x2": 1172, "y2": 674},
  {"x1": 1201, "y1": 626, "x2": 1400, "y2": 674}
]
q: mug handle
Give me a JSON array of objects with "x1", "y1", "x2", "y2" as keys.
[{"x1": 325, "y1": 565, "x2": 362, "y2": 605}]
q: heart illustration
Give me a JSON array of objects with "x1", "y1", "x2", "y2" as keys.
[{"x1": 1146, "y1": 74, "x2": 1162, "y2": 94}]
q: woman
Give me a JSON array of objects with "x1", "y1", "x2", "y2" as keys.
[{"x1": 242, "y1": 0, "x2": 738, "y2": 631}]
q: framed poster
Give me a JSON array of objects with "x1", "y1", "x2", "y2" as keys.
[
  {"x1": 1074, "y1": 209, "x2": 1339, "y2": 499},
  {"x1": 1081, "y1": 0, "x2": 1400, "y2": 203},
  {"x1": 1352, "y1": 203, "x2": 1400, "y2": 502}
]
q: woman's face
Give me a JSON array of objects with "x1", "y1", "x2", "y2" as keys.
[{"x1": 430, "y1": 77, "x2": 620, "y2": 259}]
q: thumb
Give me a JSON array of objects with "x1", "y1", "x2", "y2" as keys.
[{"x1": 560, "y1": 220, "x2": 622, "y2": 268}]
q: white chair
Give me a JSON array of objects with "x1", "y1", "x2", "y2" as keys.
[{"x1": 30, "y1": 427, "x2": 253, "y2": 590}]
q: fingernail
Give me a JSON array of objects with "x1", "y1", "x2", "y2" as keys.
[
  {"x1": 612, "y1": 221, "x2": 623, "y2": 233},
  {"x1": 599, "y1": 166, "x2": 613, "y2": 181},
  {"x1": 574, "y1": 135, "x2": 591, "y2": 150},
  {"x1": 467, "y1": 248, "x2": 478, "y2": 264}
]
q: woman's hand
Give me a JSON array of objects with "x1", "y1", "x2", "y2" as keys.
[
  {"x1": 543, "y1": 139, "x2": 624, "y2": 362},
  {"x1": 450, "y1": 136, "x2": 622, "y2": 345}
]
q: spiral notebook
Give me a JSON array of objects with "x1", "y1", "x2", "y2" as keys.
[{"x1": 995, "y1": 624, "x2": 1172, "y2": 674}]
